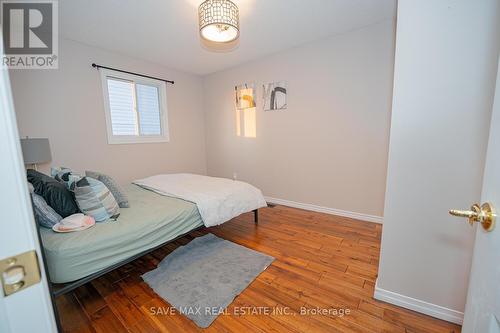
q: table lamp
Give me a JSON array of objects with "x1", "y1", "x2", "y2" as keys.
[{"x1": 20, "y1": 138, "x2": 52, "y2": 171}]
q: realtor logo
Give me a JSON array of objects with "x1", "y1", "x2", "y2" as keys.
[{"x1": 1, "y1": 0, "x2": 58, "y2": 69}]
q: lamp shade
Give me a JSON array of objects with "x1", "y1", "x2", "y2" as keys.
[
  {"x1": 199, "y1": 0, "x2": 239, "y2": 43},
  {"x1": 20, "y1": 138, "x2": 52, "y2": 165}
]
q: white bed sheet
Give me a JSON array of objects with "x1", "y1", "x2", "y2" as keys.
[{"x1": 133, "y1": 173, "x2": 267, "y2": 227}]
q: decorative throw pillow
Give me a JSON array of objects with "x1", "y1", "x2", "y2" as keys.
[
  {"x1": 85, "y1": 171, "x2": 130, "y2": 208},
  {"x1": 51, "y1": 167, "x2": 79, "y2": 189},
  {"x1": 51, "y1": 166, "x2": 71, "y2": 178},
  {"x1": 27, "y1": 169, "x2": 80, "y2": 218},
  {"x1": 30, "y1": 191, "x2": 63, "y2": 228},
  {"x1": 70, "y1": 176, "x2": 120, "y2": 222}
]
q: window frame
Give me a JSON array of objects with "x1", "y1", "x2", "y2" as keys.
[{"x1": 99, "y1": 68, "x2": 170, "y2": 144}]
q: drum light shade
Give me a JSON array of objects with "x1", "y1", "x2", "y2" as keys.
[
  {"x1": 199, "y1": 0, "x2": 239, "y2": 43},
  {"x1": 20, "y1": 138, "x2": 52, "y2": 166}
]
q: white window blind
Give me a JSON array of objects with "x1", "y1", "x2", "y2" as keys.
[
  {"x1": 136, "y1": 84, "x2": 161, "y2": 135},
  {"x1": 101, "y1": 69, "x2": 169, "y2": 144},
  {"x1": 107, "y1": 78, "x2": 138, "y2": 136}
]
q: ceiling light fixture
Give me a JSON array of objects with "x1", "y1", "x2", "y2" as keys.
[{"x1": 198, "y1": 0, "x2": 239, "y2": 43}]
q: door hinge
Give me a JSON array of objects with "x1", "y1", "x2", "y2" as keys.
[{"x1": 0, "y1": 250, "x2": 41, "y2": 296}]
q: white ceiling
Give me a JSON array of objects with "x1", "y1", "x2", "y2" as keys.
[{"x1": 60, "y1": 0, "x2": 396, "y2": 76}]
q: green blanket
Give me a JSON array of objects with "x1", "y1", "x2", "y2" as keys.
[{"x1": 40, "y1": 184, "x2": 203, "y2": 283}]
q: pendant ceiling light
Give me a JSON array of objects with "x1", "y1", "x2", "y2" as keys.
[{"x1": 199, "y1": 0, "x2": 240, "y2": 43}]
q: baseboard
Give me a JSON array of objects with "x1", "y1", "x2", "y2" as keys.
[
  {"x1": 374, "y1": 280, "x2": 464, "y2": 325},
  {"x1": 264, "y1": 196, "x2": 383, "y2": 224}
]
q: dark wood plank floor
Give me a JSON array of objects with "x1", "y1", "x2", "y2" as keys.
[{"x1": 56, "y1": 205, "x2": 461, "y2": 333}]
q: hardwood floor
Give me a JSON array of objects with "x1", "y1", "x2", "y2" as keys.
[{"x1": 56, "y1": 205, "x2": 461, "y2": 333}]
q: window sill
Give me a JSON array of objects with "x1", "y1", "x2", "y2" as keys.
[{"x1": 107, "y1": 135, "x2": 170, "y2": 145}]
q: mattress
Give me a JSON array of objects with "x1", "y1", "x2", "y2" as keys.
[{"x1": 40, "y1": 184, "x2": 204, "y2": 283}]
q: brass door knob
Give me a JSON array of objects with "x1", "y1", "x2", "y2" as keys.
[{"x1": 449, "y1": 202, "x2": 496, "y2": 232}]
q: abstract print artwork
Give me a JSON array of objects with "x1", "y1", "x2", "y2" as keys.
[
  {"x1": 235, "y1": 83, "x2": 256, "y2": 110},
  {"x1": 263, "y1": 81, "x2": 287, "y2": 111}
]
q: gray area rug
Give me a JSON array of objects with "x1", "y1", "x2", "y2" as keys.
[{"x1": 142, "y1": 233, "x2": 274, "y2": 328}]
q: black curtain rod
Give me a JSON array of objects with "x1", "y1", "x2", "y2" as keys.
[{"x1": 91, "y1": 63, "x2": 174, "y2": 84}]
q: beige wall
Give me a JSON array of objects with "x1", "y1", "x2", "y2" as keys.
[
  {"x1": 377, "y1": 0, "x2": 500, "y2": 322},
  {"x1": 11, "y1": 39, "x2": 207, "y2": 184},
  {"x1": 203, "y1": 20, "x2": 395, "y2": 218}
]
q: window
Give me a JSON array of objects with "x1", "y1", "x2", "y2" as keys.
[{"x1": 100, "y1": 69, "x2": 169, "y2": 144}]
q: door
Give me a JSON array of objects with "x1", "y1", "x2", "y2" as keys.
[
  {"x1": 0, "y1": 32, "x2": 58, "y2": 332},
  {"x1": 455, "y1": 58, "x2": 500, "y2": 332}
]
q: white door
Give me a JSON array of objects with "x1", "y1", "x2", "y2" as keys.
[
  {"x1": 459, "y1": 58, "x2": 500, "y2": 332},
  {"x1": 0, "y1": 34, "x2": 58, "y2": 332}
]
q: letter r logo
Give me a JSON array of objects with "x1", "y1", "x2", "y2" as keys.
[{"x1": 2, "y1": 1, "x2": 53, "y2": 54}]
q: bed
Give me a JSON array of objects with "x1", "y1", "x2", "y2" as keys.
[
  {"x1": 40, "y1": 184, "x2": 204, "y2": 284},
  {"x1": 40, "y1": 174, "x2": 265, "y2": 296}
]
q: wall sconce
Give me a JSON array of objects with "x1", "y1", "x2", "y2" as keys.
[
  {"x1": 235, "y1": 108, "x2": 256, "y2": 138},
  {"x1": 235, "y1": 83, "x2": 256, "y2": 138},
  {"x1": 243, "y1": 108, "x2": 256, "y2": 138}
]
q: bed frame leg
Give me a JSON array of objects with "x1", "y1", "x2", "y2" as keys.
[{"x1": 253, "y1": 209, "x2": 258, "y2": 224}]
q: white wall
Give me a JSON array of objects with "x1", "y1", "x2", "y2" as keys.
[
  {"x1": 377, "y1": 0, "x2": 500, "y2": 323},
  {"x1": 10, "y1": 39, "x2": 207, "y2": 184},
  {"x1": 203, "y1": 20, "x2": 395, "y2": 218}
]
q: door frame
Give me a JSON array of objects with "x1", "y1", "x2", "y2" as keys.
[{"x1": 0, "y1": 30, "x2": 58, "y2": 332}]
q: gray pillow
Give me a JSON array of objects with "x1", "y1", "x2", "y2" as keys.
[
  {"x1": 28, "y1": 182, "x2": 35, "y2": 193},
  {"x1": 31, "y1": 192, "x2": 63, "y2": 228},
  {"x1": 85, "y1": 171, "x2": 130, "y2": 208}
]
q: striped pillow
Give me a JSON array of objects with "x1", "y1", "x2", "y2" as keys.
[
  {"x1": 28, "y1": 182, "x2": 63, "y2": 228},
  {"x1": 70, "y1": 176, "x2": 120, "y2": 222},
  {"x1": 31, "y1": 193, "x2": 63, "y2": 228}
]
